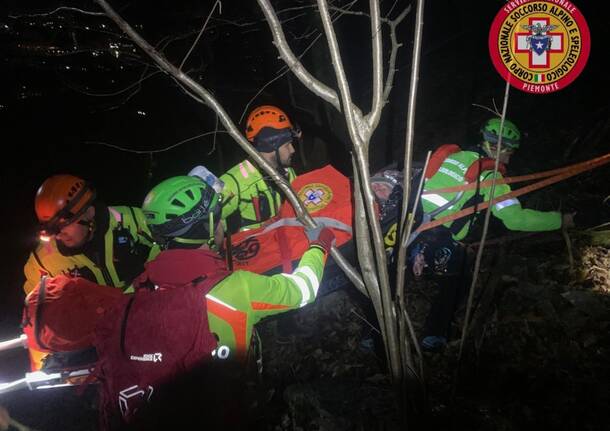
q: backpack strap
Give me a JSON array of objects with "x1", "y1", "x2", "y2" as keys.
[
  {"x1": 34, "y1": 276, "x2": 50, "y2": 351},
  {"x1": 424, "y1": 144, "x2": 461, "y2": 179},
  {"x1": 465, "y1": 158, "x2": 506, "y2": 183},
  {"x1": 119, "y1": 296, "x2": 136, "y2": 357}
]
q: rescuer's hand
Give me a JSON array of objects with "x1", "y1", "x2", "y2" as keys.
[
  {"x1": 0, "y1": 405, "x2": 10, "y2": 431},
  {"x1": 562, "y1": 212, "x2": 576, "y2": 229},
  {"x1": 306, "y1": 225, "x2": 336, "y2": 253}
]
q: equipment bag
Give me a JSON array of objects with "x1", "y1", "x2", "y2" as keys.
[
  {"x1": 22, "y1": 275, "x2": 124, "y2": 371},
  {"x1": 93, "y1": 249, "x2": 229, "y2": 429}
]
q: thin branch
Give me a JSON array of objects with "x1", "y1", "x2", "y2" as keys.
[
  {"x1": 209, "y1": 112, "x2": 220, "y2": 156},
  {"x1": 383, "y1": 6, "x2": 411, "y2": 101},
  {"x1": 352, "y1": 156, "x2": 384, "y2": 318},
  {"x1": 239, "y1": 3, "x2": 353, "y2": 124},
  {"x1": 400, "y1": 0, "x2": 425, "y2": 228},
  {"x1": 471, "y1": 102, "x2": 502, "y2": 117},
  {"x1": 257, "y1": 0, "x2": 340, "y2": 110},
  {"x1": 318, "y1": 0, "x2": 399, "y2": 381},
  {"x1": 396, "y1": 152, "x2": 430, "y2": 302},
  {"x1": 396, "y1": 151, "x2": 430, "y2": 377},
  {"x1": 8, "y1": 7, "x2": 105, "y2": 18},
  {"x1": 351, "y1": 309, "x2": 381, "y2": 335},
  {"x1": 366, "y1": 0, "x2": 384, "y2": 130},
  {"x1": 179, "y1": 0, "x2": 221, "y2": 70},
  {"x1": 85, "y1": 131, "x2": 229, "y2": 154},
  {"x1": 458, "y1": 80, "x2": 512, "y2": 360}
]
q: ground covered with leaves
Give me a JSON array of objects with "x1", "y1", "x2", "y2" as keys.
[{"x1": 253, "y1": 232, "x2": 610, "y2": 431}]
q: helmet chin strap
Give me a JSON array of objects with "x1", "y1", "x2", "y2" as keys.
[{"x1": 274, "y1": 148, "x2": 289, "y2": 173}]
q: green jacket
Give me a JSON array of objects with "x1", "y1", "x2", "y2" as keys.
[
  {"x1": 220, "y1": 159, "x2": 296, "y2": 231},
  {"x1": 23, "y1": 204, "x2": 159, "y2": 294},
  {"x1": 206, "y1": 246, "x2": 326, "y2": 362},
  {"x1": 422, "y1": 150, "x2": 562, "y2": 240}
]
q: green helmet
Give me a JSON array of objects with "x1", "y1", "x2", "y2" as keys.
[
  {"x1": 481, "y1": 118, "x2": 521, "y2": 150},
  {"x1": 142, "y1": 176, "x2": 221, "y2": 248}
]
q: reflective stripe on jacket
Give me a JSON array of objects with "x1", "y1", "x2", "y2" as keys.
[
  {"x1": 206, "y1": 246, "x2": 325, "y2": 362},
  {"x1": 422, "y1": 150, "x2": 561, "y2": 240},
  {"x1": 23, "y1": 205, "x2": 160, "y2": 294},
  {"x1": 220, "y1": 160, "x2": 296, "y2": 231}
]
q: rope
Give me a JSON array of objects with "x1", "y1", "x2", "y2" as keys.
[
  {"x1": 416, "y1": 151, "x2": 610, "y2": 233},
  {"x1": 425, "y1": 151, "x2": 610, "y2": 195}
]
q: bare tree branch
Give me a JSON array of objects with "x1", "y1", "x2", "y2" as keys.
[
  {"x1": 316, "y1": 0, "x2": 400, "y2": 382},
  {"x1": 366, "y1": 0, "x2": 383, "y2": 131},
  {"x1": 85, "y1": 131, "x2": 229, "y2": 154},
  {"x1": 458, "y1": 80, "x2": 512, "y2": 359},
  {"x1": 383, "y1": 6, "x2": 410, "y2": 101},
  {"x1": 399, "y1": 0, "x2": 425, "y2": 227},
  {"x1": 257, "y1": 0, "x2": 340, "y2": 110},
  {"x1": 93, "y1": 0, "x2": 366, "y2": 294},
  {"x1": 179, "y1": 0, "x2": 221, "y2": 70},
  {"x1": 8, "y1": 6, "x2": 105, "y2": 18}
]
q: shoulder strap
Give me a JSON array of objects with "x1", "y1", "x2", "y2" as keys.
[
  {"x1": 34, "y1": 276, "x2": 50, "y2": 351},
  {"x1": 32, "y1": 250, "x2": 51, "y2": 276},
  {"x1": 119, "y1": 296, "x2": 136, "y2": 357},
  {"x1": 464, "y1": 158, "x2": 507, "y2": 183},
  {"x1": 424, "y1": 144, "x2": 461, "y2": 179}
]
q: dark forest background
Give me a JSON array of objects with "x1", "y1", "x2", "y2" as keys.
[{"x1": 1, "y1": 1, "x2": 609, "y2": 425}]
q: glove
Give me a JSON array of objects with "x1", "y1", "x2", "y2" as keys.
[
  {"x1": 562, "y1": 212, "x2": 576, "y2": 229},
  {"x1": 306, "y1": 225, "x2": 335, "y2": 253}
]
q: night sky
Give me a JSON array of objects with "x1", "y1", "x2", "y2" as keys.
[{"x1": 1, "y1": 0, "x2": 609, "y2": 417}]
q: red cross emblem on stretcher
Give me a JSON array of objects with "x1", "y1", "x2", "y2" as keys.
[{"x1": 304, "y1": 188, "x2": 324, "y2": 206}]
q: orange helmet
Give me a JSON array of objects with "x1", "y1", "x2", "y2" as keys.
[
  {"x1": 35, "y1": 175, "x2": 96, "y2": 235},
  {"x1": 245, "y1": 105, "x2": 293, "y2": 142}
]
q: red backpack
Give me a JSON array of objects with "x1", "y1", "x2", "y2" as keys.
[
  {"x1": 22, "y1": 275, "x2": 123, "y2": 371},
  {"x1": 424, "y1": 144, "x2": 507, "y2": 182},
  {"x1": 93, "y1": 249, "x2": 230, "y2": 429}
]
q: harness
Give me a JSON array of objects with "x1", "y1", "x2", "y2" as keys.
[
  {"x1": 223, "y1": 162, "x2": 296, "y2": 231},
  {"x1": 408, "y1": 145, "x2": 506, "y2": 246}
]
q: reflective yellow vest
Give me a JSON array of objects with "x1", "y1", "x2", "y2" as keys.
[
  {"x1": 23, "y1": 205, "x2": 160, "y2": 294},
  {"x1": 220, "y1": 160, "x2": 296, "y2": 231}
]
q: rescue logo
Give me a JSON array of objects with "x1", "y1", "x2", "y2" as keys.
[
  {"x1": 298, "y1": 183, "x2": 333, "y2": 213},
  {"x1": 232, "y1": 237, "x2": 260, "y2": 262},
  {"x1": 489, "y1": 0, "x2": 590, "y2": 94}
]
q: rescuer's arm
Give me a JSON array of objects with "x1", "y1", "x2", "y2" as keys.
[
  {"x1": 234, "y1": 227, "x2": 334, "y2": 322},
  {"x1": 482, "y1": 172, "x2": 562, "y2": 232}
]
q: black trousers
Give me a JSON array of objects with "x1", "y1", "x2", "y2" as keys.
[{"x1": 410, "y1": 228, "x2": 471, "y2": 339}]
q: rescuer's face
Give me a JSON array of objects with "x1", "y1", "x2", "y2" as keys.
[
  {"x1": 55, "y1": 207, "x2": 94, "y2": 249},
  {"x1": 277, "y1": 141, "x2": 295, "y2": 167}
]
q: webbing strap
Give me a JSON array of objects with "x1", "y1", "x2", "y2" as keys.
[
  {"x1": 416, "y1": 153, "x2": 610, "y2": 233},
  {"x1": 424, "y1": 151, "x2": 610, "y2": 195},
  {"x1": 276, "y1": 226, "x2": 293, "y2": 273},
  {"x1": 407, "y1": 192, "x2": 463, "y2": 247},
  {"x1": 249, "y1": 216, "x2": 352, "y2": 238},
  {"x1": 34, "y1": 276, "x2": 49, "y2": 351}
]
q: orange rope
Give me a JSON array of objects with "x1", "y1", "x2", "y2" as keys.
[
  {"x1": 415, "y1": 152, "x2": 610, "y2": 233},
  {"x1": 424, "y1": 151, "x2": 610, "y2": 194}
]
